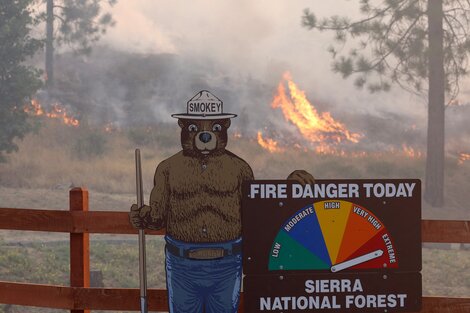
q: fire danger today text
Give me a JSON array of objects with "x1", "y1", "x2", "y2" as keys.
[
  {"x1": 249, "y1": 182, "x2": 416, "y2": 199},
  {"x1": 259, "y1": 279, "x2": 407, "y2": 311}
]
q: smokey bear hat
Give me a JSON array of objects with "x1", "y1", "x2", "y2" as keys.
[{"x1": 171, "y1": 90, "x2": 237, "y2": 120}]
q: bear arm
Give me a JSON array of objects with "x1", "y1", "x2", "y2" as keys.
[
  {"x1": 242, "y1": 162, "x2": 255, "y2": 181},
  {"x1": 147, "y1": 163, "x2": 169, "y2": 230}
]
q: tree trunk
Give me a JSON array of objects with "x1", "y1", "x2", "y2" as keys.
[
  {"x1": 45, "y1": 0, "x2": 54, "y2": 90},
  {"x1": 424, "y1": 0, "x2": 445, "y2": 207}
]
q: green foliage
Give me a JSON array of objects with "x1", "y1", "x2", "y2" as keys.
[
  {"x1": 301, "y1": 8, "x2": 317, "y2": 29},
  {"x1": 0, "y1": 242, "x2": 68, "y2": 285},
  {"x1": 333, "y1": 56, "x2": 354, "y2": 78},
  {"x1": 302, "y1": 0, "x2": 470, "y2": 99},
  {"x1": 0, "y1": 239, "x2": 165, "y2": 287},
  {"x1": 36, "y1": 0, "x2": 117, "y2": 54},
  {"x1": 0, "y1": 0, "x2": 43, "y2": 161},
  {"x1": 56, "y1": 0, "x2": 117, "y2": 54}
]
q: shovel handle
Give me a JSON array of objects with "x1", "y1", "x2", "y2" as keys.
[{"x1": 135, "y1": 149, "x2": 148, "y2": 313}]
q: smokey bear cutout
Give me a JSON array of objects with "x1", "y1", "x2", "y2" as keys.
[{"x1": 130, "y1": 90, "x2": 314, "y2": 313}]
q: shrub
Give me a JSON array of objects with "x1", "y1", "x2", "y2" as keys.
[
  {"x1": 72, "y1": 132, "x2": 107, "y2": 159},
  {"x1": 127, "y1": 127, "x2": 156, "y2": 146}
]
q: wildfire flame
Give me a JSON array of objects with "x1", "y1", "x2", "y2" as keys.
[
  {"x1": 257, "y1": 131, "x2": 284, "y2": 153},
  {"x1": 232, "y1": 131, "x2": 242, "y2": 139},
  {"x1": 25, "y1": 99, "x2": 79, "y2": 127},
  {"x1": 247, "y1": 72, "x2": 470, "y2": 164},
  {"x1": 314, "y1": 145, "x2": 346, "y2": 156},
  {"x1": 401, "y1": 144, "x2": 423, "y2": 159},
  {"x1": 458, "y1": 153, "x2": 470, "y2": 164},
  {"x1": 272, "y1": 72, "x2": 362, "y2": 145},
  {"x1": 257, "y1": 72, "x2": 362, "y2": 154},
  {"x1": 104, "y1": 122, "x2": 120, "y2": 133}
]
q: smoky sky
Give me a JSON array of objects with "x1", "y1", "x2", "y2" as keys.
[
  {"x1": 46, "y1": 0, "x2": 468, "y2": 154},
  {"x1": 102, "y1": 0, "x2": 432, "y2": 118}
]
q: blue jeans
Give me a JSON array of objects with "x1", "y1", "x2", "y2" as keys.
[{"x1": 165, "y1": 236, "x2": 242, "y2": 313}]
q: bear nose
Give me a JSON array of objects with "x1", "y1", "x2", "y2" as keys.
[{"x1": 199, "y1": 132, "x2": 212, "y2": 143}]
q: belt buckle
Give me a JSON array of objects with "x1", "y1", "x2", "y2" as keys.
[{"x1": 188, "y1": 248, "x2": 225, "y2": 260}]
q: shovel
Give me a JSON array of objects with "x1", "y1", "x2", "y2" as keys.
[{"x1": 135, "y1": 149, "x2": 148, "y2": 313}]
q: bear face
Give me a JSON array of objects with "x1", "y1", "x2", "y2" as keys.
[{"x1": 178, "y1": 118, "x2": 231, "y2": 158}]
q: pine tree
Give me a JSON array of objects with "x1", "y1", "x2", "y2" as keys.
[
  {"x1": 41, "y1": 0, "x2": 117, "y2": 89},
  {"x1": 0, "y1": 0, "x2": 43, "y2": 161},
  {"x1": 302, "y1": 0, "x2": 470, "y2": 207}
]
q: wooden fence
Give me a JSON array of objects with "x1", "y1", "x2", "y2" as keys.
[{"x1": 0, "y1": 187, "x2": 469, "y2": 312}]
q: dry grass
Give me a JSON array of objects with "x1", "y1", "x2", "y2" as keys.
[
  {"x1": 0, "y1": 119, "x2": 469, "y2": 313},
  {"x1": 0, "y1": 118, "x2": 469, "y2": 218},
  {"x1": 0, "y1": 120, "x2": 180, "y2": 194}
]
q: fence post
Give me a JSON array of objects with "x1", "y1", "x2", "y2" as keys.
[{"x1": 70, "y1": 187, "x2": 90, "y2": 313}]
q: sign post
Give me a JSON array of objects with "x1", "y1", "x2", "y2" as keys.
[{"x1": 242, "y1": 179, "x2": 422, "y2": 313}]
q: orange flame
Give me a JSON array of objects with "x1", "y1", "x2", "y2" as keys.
[
  {"x1": 401, "y1": 144, "x2": 423, "y2": 159},
  {"x1": 314, "y1": 144, "x2": 346, "y2": 156},
  {"x1": 104, "y1": 122, "x2": 120, "y2": 133},
  {"x1": 458, "y1": 153, "x2": 470, "y2": 164},
  {"x1": 257, "y1": 72, "x2": 362, "y2": 154},
  {"x1": 271, "y1": 72, "x2": 362, "y2": 145},
  {"x1": 25, "y1": 99, "x2": 79, "y2": 127},
  {"x1": 257, "y1": 131, "x2": 284, "y2": 153}
]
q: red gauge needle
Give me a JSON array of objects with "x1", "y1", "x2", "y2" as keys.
[{"x1": 330, "y1": 249, "x2": 384, "y2": 272}]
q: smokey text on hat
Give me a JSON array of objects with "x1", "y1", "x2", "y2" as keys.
[
  {"x1": 188, "y1": 101, "x2": 222, "y2": 114},
  {"x1": 172, "y1": 90, "x2": 236, "y2": 119},
  {"x1": 186, "y1": 90, "x2": 223, "y2": 116}
]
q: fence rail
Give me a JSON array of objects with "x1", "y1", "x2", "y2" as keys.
[
  {"x1": 0, "y1": 187, "x2": 469, "y2": 312},
  {"x1": 2, "y1": 208, "x2": 469, "y2": 241}
]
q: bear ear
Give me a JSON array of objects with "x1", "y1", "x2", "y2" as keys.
[
  {"x1": 178, "y1": 119, "x2": 185, "y2": 129},
  {"x1": 222, "y1": 118, "x2": 231, "y2": 129}
]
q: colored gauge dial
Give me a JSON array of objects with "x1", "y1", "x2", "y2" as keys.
[{"x1": 268, "y1": 200, "x2": 399, "y2": 272}]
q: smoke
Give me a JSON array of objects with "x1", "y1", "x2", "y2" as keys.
[
  {"x1": 52, "y1": 47, "x2": 274, "y2": 127},
  {"x1": 100, "y1": 1, "x2": 438, "y2": 116},
  {"x1": 102, "y1": 1, "x2": 177, "y2": 54},
  {"x1": 49, "y1": 43, "x2": 470, "y2": 156},
  {"x1": 44, "y1": 0, "x2": 470, "y2": 156}
]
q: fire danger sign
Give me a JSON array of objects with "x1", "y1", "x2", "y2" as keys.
[{"x1": 242, "y1": 179, "x2": 422, "y2": 313}]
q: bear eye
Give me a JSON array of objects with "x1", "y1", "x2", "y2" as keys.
[
  {"x1": 212, "y1": 124, "x2": 222, "y2": 132},
  {"x1": 188, "y1": 124, "x2": 198, "y2": 132}
]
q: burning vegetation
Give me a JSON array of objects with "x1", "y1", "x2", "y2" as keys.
[
  {"x1": 20, "y1": 72, "x2": 469, "y2": 168},
  {"x1": 253, "y1": 72, "x2": 470, "y2": 164},
  {"x1": 458, "y1": 153, "x2": 470, "y2": 164},
  {"x1": 257, "y1": 72, "x2": 362, "y2": 155},
  {"x1": 25, "y1": 99, "x2": 80, "y2": 127},
  {"x1": 272, "y1": 72, "x2": 362, "y2": 145},
  {"x1": 257, "y1": 131, "x2": 285, "y2": 153}
]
